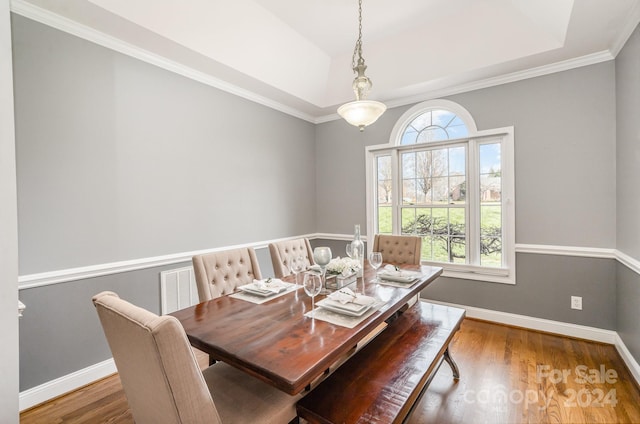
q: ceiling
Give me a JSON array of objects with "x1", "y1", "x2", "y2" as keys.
[{"x1": 12, "y1": 0, "x2": 640, "y2": 122}]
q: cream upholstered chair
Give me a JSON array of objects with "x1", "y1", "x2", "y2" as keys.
[
  {"x1": 192, "y1": 247, "x2": 262, "y2": 302},
  {"x1": 372, "y1": 234, "x2": 422, "y2": 265},
  {"x1": 92, "y1": 291, "x2": 301, "y2": 424},
  {"x1": 268, "y1": 238, "x2": 315, "y2": 278}
]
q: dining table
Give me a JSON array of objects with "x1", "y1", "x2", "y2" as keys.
[{"x1": 170, "y1": 262, "x2": 443, "y2": 395}]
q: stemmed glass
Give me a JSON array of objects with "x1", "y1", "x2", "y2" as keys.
[
  {"x1": 289, "y1": 256, "x2": 305, "y2": 285},
  {"x1": 368, "y1": 252, "x2": 383, "y2": 282},
  {"x1": 303, "y1": 273, "x2": 322, "y2": 318},
  {"x1": 313, "y1": 247, "x2": 332, "y2": 294}
]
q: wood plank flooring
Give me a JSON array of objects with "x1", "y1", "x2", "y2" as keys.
[{"x1": 21, "y1": 319, "x2": 640, "y2": 424}]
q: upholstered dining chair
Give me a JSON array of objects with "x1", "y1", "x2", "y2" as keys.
[
  {"x1": 92, "y1": 291, "x2": 301, "y2": 424},
  {"x1": 372, "y1": 234, "x2": 422, "y2": 265},
  {"x1": 268, "y1": 238, "x2": 315, "y2": 278},
  {"x1": 192, "y1": 247, "x2": 262, "y2": 302}
]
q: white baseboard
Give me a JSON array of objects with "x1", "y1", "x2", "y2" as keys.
[
  {"x1": 19, "y1": 358, "x2": 116, "y2": 411},
  {"x1": 614, "y1": 333, "x2": 640, "y2": 387},
  {"x1": 423, "y1": 298, "x2": 617, "y2": 343},
  {"x1": 422, "y1": 299, "x2": 640, "y2": 386}
]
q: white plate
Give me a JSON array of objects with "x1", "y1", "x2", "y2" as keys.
[
  {"x1": 378, "y1": 271, "x2": 422, "y2": 284},
  {"x1": 238, "y1": 282, "x2": 290, "y2": 297},
  {"x1": 317, "y1": 298, "x2": 371, "y2": 317}
]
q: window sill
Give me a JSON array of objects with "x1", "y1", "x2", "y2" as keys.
[{"x1": 422, "y1": 262, "x2": 515, "y2": 285}]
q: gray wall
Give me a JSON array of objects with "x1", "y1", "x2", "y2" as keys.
[
  {"x1": 1, "y1": 0, "x2": 19, "y2": 421},
  {"x1": 12, "y1": 14, "x2": 317, "y2": 275},
  {"x1": 12, "y1": 14, "x2": 316, "y2": 391},
  {"x1": 615, "y1": 23, "x2": 640, "y2": 360},
  {"x1": 316, "y1": 61, "x2": 618, "y2": 330}
]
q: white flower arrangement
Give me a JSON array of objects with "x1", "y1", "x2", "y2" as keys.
[{"x1": 325, "y1": 256, "x2": 360, "y2": 276}]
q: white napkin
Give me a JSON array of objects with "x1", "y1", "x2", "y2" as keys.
[
  {"x1": 379, "y1": 265, "x2": 422, "y2": 282},
  {"x1": 328, "y1": 287, "x2": 376, "y2": 306},
  {"x1": 252, "y1": 278, "x2": 288, "y2": 293}
]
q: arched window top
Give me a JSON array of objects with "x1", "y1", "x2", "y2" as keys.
[{"x1": 390, "y1": 99, "x2": 478, "y2": 146}]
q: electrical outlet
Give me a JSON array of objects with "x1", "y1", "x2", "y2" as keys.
[{"x1": 571, "y1": 296, "x2": 582, "y2": 310}]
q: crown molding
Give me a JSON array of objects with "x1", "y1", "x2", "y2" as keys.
[
  {"x1": 610, "y1": 0, "x2": 640, "y2": 57},
  {"x1": 9, "y1": 0, "x2": 317, "y2": 123},
  {"x1": 10, "y1": 0, "x2": 623, "y2": 127},
  {"x1": 316, "y1": 50, "x2": 615, "y2": 124}
]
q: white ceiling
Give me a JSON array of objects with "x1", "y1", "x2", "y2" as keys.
[{"x1": 12, "y1": 0, "x2": 640, "y2": 122}]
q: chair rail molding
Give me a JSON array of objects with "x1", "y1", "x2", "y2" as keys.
[{"x1": 18, "y1": 237, "x2": 635, "y2": 290}]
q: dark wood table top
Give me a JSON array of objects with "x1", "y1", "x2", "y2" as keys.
[{"x1": 171, "y1": 263, "x2": 442, "y2": 395}]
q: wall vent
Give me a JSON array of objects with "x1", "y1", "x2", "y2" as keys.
[{"x1": 160, "y1": 266, "x2": 198, "y2": 314}]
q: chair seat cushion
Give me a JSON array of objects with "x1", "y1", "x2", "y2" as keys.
[{"x1": 203, "y1": 363, "x2": 302, "y2": 424}]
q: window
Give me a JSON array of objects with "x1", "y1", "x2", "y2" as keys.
[{"x1": 366, "y1": 100, "x2": 515, "y2": 284}]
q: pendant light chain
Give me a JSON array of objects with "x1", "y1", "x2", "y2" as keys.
[{"x1": 351, "y1": 0, "x2": 364, "y2": 70}]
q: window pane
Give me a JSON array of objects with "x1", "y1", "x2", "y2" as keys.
[
  {"x1": 479, "y1": 143, "x2": 501, "y2": 174},
  {"x1": 449, "y1": 146, "x2": 466, "y2": 175},
  {"x1": 481, "y1": 205, "x2": 502, "y2": 267},
  {"x1": 449, "y1": 175, "x2": 466, "y2": 203},
  {"x1": 409, "y1": 112, "x2": 431, "y2": 131},
  {"x1": 449, "y1": 208, "x2": 466, "y2": 235},
  {"x1": 432, "y1": 177, "x2": 449, "y2": 203},
  {"x1": 402, "y1": 179, "x2": 416, "y2": 204},
  {"x1": 451, "y1": 236, "x2": 466, "y2": 263},
  {"x1": 377, "y1": 156, "x2": 391, "y2": 180},
  {"x1": 414, "y1": 208, "x2": 431, "y2": 236},
  {"x1": 377, "y1": 207, "x2": 392, "y2": 234},
  {"x1": 432, "y1": 149, "x2": 448, "y2": 176},
  {"x1": 418, "y1": 127, "x2": 448, "y2": 143},
  {"x1": 481, "y1": 237, "x2": 502, "y2": 267},
  {"x1": 480, "y1": 174, "x2": 501, "y2": 203},
  {"x1": 421, "y1": 235, "x2": 433, "y2": 261},
  {"x1": 401, "y1": 208, "x2": 416, "y2": 233},
  {"x1": 401, "y1": 152, "x2": 416, "y2": 178},
  {"x1": 447, "y1": 124, "x2": 469, "y2": 139},
  {"x1": 432, "y1": 110, "x2": 456, "y2": 127},
  {"x1": 400, "y1": 127, "x2": 418, "y2": 145},
  {"x1": 433, "y1": 237, "x2": 449, "y2": 262}
]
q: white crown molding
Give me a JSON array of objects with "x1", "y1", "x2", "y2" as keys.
[
  {"x1": 610, "y1": 0, "x2": 640, "y2": 57},
  {"x1": 316, "y1": 50, "x2": 615, "y2": 124},
  {"x1": 9, "y1": 0, "x2": 317, "y2": 124},
  {"x1": 19, "y1": 358, "x2": 116, "y2": 411},
  {"x1": 10, "y1": 0, "x2": 623, "y2": 127}
]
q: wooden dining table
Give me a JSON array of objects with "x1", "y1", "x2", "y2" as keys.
[{"x1": 170, "y1": 262, "x2": 443, "y2": 395}]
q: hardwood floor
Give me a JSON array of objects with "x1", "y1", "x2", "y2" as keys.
[{"x1": 21, "y1": 319, "x2": 640, "y2": 424}]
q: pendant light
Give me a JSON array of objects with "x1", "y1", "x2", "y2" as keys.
[{"x1": 337, "y1": 0, "x2": 386, "y2": 131}]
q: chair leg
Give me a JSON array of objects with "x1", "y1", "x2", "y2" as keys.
[
  {"x1": 288, "y1": 417, "x2": 300, "y2": 424},
  {"x1": 443, "y1": 347, "x2": 460, "y2": 380}
]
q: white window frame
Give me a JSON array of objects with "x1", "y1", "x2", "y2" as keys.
[{"x1": 365, "y1": 100, "x2": 516, "y2": 284}]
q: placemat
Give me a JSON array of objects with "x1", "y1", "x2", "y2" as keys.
[
  {"x1": 304, "y1": 300, "x2": 386, "y2": 328},
  {"x1": 230, "y1": 284, "x2": 300, "y2": 304}
]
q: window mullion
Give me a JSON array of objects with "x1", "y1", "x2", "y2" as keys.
[
  {"x1": 391, "y1": 149, "x2": 401, "y2": 235},
  {"x1": 467, "y1": 140, "x2": 480, "y2": 265}
]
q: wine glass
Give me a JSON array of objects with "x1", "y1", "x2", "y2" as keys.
[
  {"x1": 313, "y1": 247, "x2": 332, "y2": 293},
  {"x1": 368, "y1": 252, "x2": 383, "y2": 282},
  {"x1": 303, "y1": 273, "x2": 322, "y2": 318},
  {"x1": 289, "y1": 256, "x2": 305, "y2": 285}
]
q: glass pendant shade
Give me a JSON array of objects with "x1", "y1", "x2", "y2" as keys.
[
  {"x1": 337, "y1": 100, "x2": 387, "y2": 131},
  {"x1": 339, "y1": 0, "x2": 385, "y2": 131}
]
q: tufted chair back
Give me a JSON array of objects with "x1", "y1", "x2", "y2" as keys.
[
  {"x1": 192, "y1": 248, "x2": 263, "y2": 302},
  {"x1": 372, "y1": 234, "x2": 422, "y2": 265},
  {"x1": 268, "y1": 238, "x2": 315, "y2": 278}
]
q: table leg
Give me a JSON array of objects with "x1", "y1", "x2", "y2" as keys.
[{"x1": 443, "y1": 347, "x2": 460, "y2": 379}]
